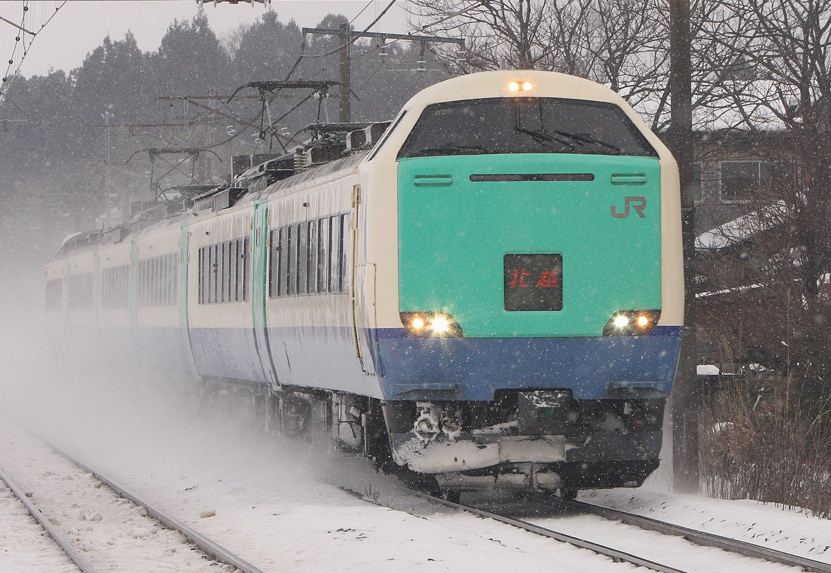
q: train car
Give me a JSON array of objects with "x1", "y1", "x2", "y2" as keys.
[{"x1": 46, "y1": 70, "x2": 683, "y2": 498}]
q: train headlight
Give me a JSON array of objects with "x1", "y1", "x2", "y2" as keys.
[
  {"x1": 508, "y1": 81, "x2": 534, "y2": 92},
  {"x1": 603, "y1": 310, "x2": 660, "y2": 336},
  {"x1": 401, "y1": 312, "x2": 463, "y2": 338}
]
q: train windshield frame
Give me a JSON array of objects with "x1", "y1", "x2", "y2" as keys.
[{"x1": 397, "y1": 97, "x2": 658, "y2": 159}]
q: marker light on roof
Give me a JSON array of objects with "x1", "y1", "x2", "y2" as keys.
[{"x1": 508, "y1": 81, "x2": 534, "y2": 92}]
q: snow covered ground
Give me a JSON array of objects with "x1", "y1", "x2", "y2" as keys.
[{"x1": 2, "y1": 307, "x2": 831, "y2": 571}]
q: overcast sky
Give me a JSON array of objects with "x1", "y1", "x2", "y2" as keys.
[{"x1": 0, "y1": 1, "x2": 408, "y2": 77}]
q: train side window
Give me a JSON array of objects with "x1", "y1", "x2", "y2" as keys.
[
  {"x1": 168, "y1": 254, "x2": 176, "y2": 305},
  {"x1": 143, "y1": 259, "x2": 150, "y2": 306},
  {"x1": 298, "y1": 222, "x2": 309, "y2": 295},
  {"x1": 163, "y1": 256, "x2": 168, "y2": 305},
  {"x1": 215, "y1": 244, "x2": 221, "y2": 303},
  {"x1": 162, "y1": 256, "x2": 168, "y2": 305},
  {"x1": 239, "y1": 239, "x2": 246, "y2": 302},
  {"x1": 142, "y1": 259, "x2": 149, "y2": 306},
  {"x1": 167, "y1": 255, "x2": 172, "y2": 305},
  {"x1": 203, "y1": 248, "x2": 209, "y2": 304},
  {"x1": 237, "y1": 239, "x2": 244, "y2": 302},
  {"x1": 287, "y1": 225, "x2": 297, "y2": 296},
  {"x1": 213, "y1": 245, "x2": 219, "y2": 304},
  {"x1": 154, "y1": 258, "x2": 160, "y2": 306},
  {"x1": 101, "y1": 270, "x2": 110, "y2": 308},
  {"x1": 142, "y1": 259, "x2": 148, "y2": 306},
  {"x1": 223, "y1": 242, "x2": 230, "y2": 303},
  {"x1": 168, "y1": 255, "x2": 174, "y2": 305},
  {"x1": 227, "y1": 241, "x2": 234, "y2": 303},
  {"x1": 242, "y1": 237, "x2": 250, "y2": 302},
  {"x1": 155, "y1": 257, "x2": 161, "y2": 306},
  {"x1": 329, "y1": 215, "x2": 340, "y2": 293},
  {"x1": 101, "y1": 271, "x2": 108, "y2": 308},
  {"x1": 47, "y1": 278, "x2": 63, "y2": 311},
  {"x1": 152, "y1": 259, "x2": 156, "y2": 305},
  {"x1": 157, "y1": 256, "x2": 163, "y2": 305},
  {"x1": 70, "y1": 272, "x2": 93, "y2": 310},
  {"x1": 279, "y1": 227, "x2": 288, "y2": 297},
  {"x1": 317, "y1": 218, "x2": 329, "y2": 293},
  {"x1": 368, "y1": 110, "x2": 406, "y2": 161},
  {"x1": 217, "y1": 244, "x2": 223, "y2": 303},
  {"x1": 340, "y1": 214, "x2": 350, "y2": 293},
  {"x1": 140, "y1": 261, "x2": 146, "y2": 306},
  {"x1": 229, "y1": 240, "x2": 237, "y2": 302},
  {"x1": 137, "y1": 261, "x2": 145, "y2": 306},
  {"x1": 204, "y1": 247, "x2": 210, "y2": 303},
  {"x1": 308, "y1": 220, "x2": 318, "y2": 294},
  {"x1": 208, "y1": 244, "x2": 215, "y2": 304},
  {"x1": 205, "y1": 246, "x2": 210, "y2": 304},
  {"x1": 269, "y1": 230, "x2": 279, "y2": 298}
]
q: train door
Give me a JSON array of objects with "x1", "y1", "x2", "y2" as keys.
[
  {"x1": 252, "y1": 201, "x2": 279, "y2": 388},
  {"x1": 178, "y1": 222, "x2": 198, "y2": 374},
  {"x1": 350, "y1": 183, "x2": 379, "y2": 376}
]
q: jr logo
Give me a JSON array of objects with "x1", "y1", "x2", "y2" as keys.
[{"x1": 611, "y1": 196, "x2": 647, "y2": 218}]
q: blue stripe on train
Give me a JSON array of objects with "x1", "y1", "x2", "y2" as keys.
[
  {"x1": 374, "y1": 326, "x2": 683, "y2": 401},
  {"x1": 181, "y1": 324, "x2": 682, "y2": 403}
]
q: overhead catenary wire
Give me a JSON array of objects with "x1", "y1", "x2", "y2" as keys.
[
  {"x1": 0, "y1": 1, "x2": 67, "y2": 102},
  {"x1": 303, "y1": 0, "x2": 398, "y2": 60},
  {"x1": 285, "y1": 0, "x2": 395, "y2": 82}
]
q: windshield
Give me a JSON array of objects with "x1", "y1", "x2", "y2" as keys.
[{"x1": 397, "y1": 97, "x2": 657, "y2": 159}]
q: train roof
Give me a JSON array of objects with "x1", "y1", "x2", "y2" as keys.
[
  {"x1": 48, "y1": 71, "x2": 669, "y2": 262},
  {"x1": 399, "y1": 70, "x2": 632, "y2": 111}
]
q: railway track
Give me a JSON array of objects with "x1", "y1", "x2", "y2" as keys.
[
  {"x1": 0, "y1": 467, "x2": 95, "y2": 572},
  {"x1": 63, "y1": 451, "x2": 264, "y2": 573},
  {"x1": 409, "y1": 490, "x2": 831, "y2": 572},
  {"x1": 0, "y1": 427, "x2": 262, "y2": 573},
  {"x1": 410, "y1": 490, "x2": 684, "y2": 573},
  {"x1": 568, "y1": 498, "x2": 831, "y2": 572}
]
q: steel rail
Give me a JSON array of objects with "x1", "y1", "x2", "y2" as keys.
[
  {"x1": 0, "y1": 466, "x2": 98, "y2": 573},
  {"x1": 410, "y1": 491, "x2": 685, "y2": 573},
  {"x1": 571, "y1": 499, "x2": 831, "y2": 573},
  {"x1": 52, "y1": 448, "x2": 264, "y2": 573}
]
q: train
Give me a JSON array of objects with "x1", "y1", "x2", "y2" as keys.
[{"x1": 45, "y1": 70, "x2": 684, "y2": 499}]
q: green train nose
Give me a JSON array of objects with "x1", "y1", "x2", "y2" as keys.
[{"x1": 397, "y1": 154, "x2": 662, "y2": 338}]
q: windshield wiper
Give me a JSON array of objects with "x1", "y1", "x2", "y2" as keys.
[
  {"x1": 514, "y1": 127, "x2": 576, "y2": 151},
  {"x1": 410, "y1": 145, "x2": 488, "y2": 157},
  {"x1": 552, "y1": 130, "x2": 621, "y2": 154},
  {"x1": 515, "y1": 126, "x2": 621, "y2": 154}
]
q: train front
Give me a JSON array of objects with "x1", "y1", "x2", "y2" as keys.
[{"x1": 364, "y1": 71, "x2": 683, "y2": 493}]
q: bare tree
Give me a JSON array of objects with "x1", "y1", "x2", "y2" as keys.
[
  {"x1": 407, "y1": 0, "x2": 678, "y2": 128},
  {"x1": 407, "y1": 0, "x2": 556, "y2": 70},
  {"x1": 696, "y1": 0, "x2": 831, "y2": 383}
]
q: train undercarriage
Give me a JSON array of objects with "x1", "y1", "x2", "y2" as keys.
[{"x1": 197, "y1": 377, "x2": 666, "y2": 501}]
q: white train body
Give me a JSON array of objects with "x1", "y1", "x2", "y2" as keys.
[{"x1": 46, "y1": 71, "x2": 683, "y2": 494}]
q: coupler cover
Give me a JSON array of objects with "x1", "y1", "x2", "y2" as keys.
[{"x1": 516, "y1": 390, "x2": 573, "y2": 435}]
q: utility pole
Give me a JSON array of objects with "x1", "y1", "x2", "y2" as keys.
[
  {"x1": 668, "y1": 0, "x2": 699, "y2": 493},
  {"x1": 302, "y1": 27, "x2": 465, "y2": 122},
  {"x1": 339, "y1": 24, "x2": 352, "y2": 123}
]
